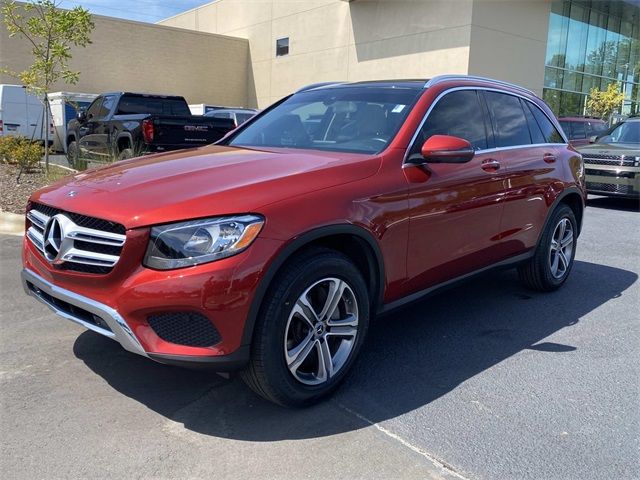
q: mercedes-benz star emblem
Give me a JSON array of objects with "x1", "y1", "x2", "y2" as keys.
[
  {"x1": 43, "y1": 216, "x2": 64, "y2": 263},
  {"x1": 67, "y1": 191, "x2": 77, "y2": 197}
]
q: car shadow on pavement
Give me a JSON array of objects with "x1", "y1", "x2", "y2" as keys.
[
  {"x1": 587, "y1": 196, "x2": 639, "y2": 212},
  {"x1": 73, "y1": 260, "x2": 637, "y2": 441}
]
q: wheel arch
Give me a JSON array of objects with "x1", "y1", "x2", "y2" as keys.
[
  {"x1": 115, "y1": 132, "x2": 133, "y2": 152},
  {"x1": 241, "y1": 224, "x2": 385, "y2": 347},
  {"x1": 538, "y1": 187, "x2": 585, "y2": 246}
]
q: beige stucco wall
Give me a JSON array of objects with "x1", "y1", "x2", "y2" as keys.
[
  {"x1": 467, "y1": 0, "x2": 551, "y2": 96},
  {"x1": 0, "y1": 10, "x2": 250, "y2": 107},
  {"x1": 160, "y1": 0, "x2": 476, "y2": 108}
]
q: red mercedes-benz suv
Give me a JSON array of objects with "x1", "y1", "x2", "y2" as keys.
[{"x1": 22, "y1": 76, "x2": 586, "y2": 406}]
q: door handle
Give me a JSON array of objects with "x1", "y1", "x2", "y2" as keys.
[
  {"x1": 481, "y1": 158, "x2": 501, "y2": 172},
  {"x1": 543, "y1": 153, "x2": 556, "y2": 163}
]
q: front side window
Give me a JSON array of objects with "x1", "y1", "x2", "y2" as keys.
[
  {"x1": 485, "y1": 91, "x2": 531, "y2": 147},
  {"x1": 227, "y1": 87, "x2": 421, "y2": 154},
  {"x1": 86, "y1": 97, "x2": 103, "y2": 119},
  {"x1": 410, "y1": 90, "x2": 489, "y2": 155},
  {"x1": 601, "y1": 121, "x2": 640, "y2": 144}
]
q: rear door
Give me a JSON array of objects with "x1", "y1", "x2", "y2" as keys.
[
  {"x1": 484, "y1": 91, "x2": 566, "y2": 255},
  {"x1": 405, "y1": 89, "x2": 507, "y2": 291}
]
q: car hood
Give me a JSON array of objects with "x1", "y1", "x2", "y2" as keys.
[
  {"x1": 33, "y1": 145, "x2": 380, "y2": 229},
  {"x1": 577, "y1": 143, "x2": 640, "y2": 156}
]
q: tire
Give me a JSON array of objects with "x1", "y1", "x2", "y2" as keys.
[
  {"x1": 241, "y1": 248, "x2": 370, "y2": 407},
  {"x1": 67, "y1": 141, "x2": 78, "y2": 167},
  {"x1": 118, "y1": 148, "x2": 134, "y2": 160},
  {"x1": 518, "y1": 204, "x2": 577, "y2": 292}
]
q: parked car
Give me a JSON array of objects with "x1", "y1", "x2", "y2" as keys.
[
  {"x1": 0, "y1": 84, "x2": 53, "y2": 144},
  {"x1": 577, "y1": 117, "x2": 640, "y2": 198},
  {"x1": 65, "y1": 92, "x2": 235, "y2": 165},
  {"x1": 204, "y1": 107, "x2": 258, "y2": 127},
  {"x1": 22, "y1": 75, "x2": 586, "y2": 407},
  {"x1": 559, "y1": 116, "x2": 608, "y2": 147}
]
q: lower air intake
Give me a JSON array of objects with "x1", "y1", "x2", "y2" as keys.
[{"x1": 147, "y1": 312, "x2": 221, "y2": 347}]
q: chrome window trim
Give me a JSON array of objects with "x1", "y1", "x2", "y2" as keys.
[{"x1": 404, "y1": 86, "x2": 569, "y2": 165}]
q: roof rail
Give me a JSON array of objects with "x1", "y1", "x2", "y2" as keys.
[
  {"x1": 295, "y1": 81, "x2": 345, "y2": 93},
  {"x1": 424, "y1": 75, "x2": 536, "y2": 97}
]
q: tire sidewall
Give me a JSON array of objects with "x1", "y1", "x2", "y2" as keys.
[
  {"x1": 260, "y1": 254, "x2": 369, "y2": 404},
  {"x1": 540, "y1": 205, "x2": 577, "y2": 288}
]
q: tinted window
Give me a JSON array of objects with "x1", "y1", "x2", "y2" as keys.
[
  {"x1": 526, "y1": 103, "x2": 564, "y2": 143},
  {"x1": 276, "y1": 37, "x2": 289, "y2": 56},
  {"x1": 571, "y1": 121, "x2": 587, "y2": 139},
  {"x1": 411, "y1": 90, "x2": 488, "y2": 154},
  {"x1": 524, "y1": 100, "x2": 546, "y2": 144},
  {"x1": 588, "y1": 122, "x2": 607, "y2": 136},
  {"x1": 97, "y1": 95, "x2": 116, "y2": 118},
  {"x1": 228, "y1": 87, "x2": 421, "y2": 154},
  {"x1": 212, "y1": 112, "x2": 232, "y2": 119},
  {"x1": 236, "y1": 113, "x2": 255, "y2": 124},
  {"x1": 116, "y1": 96, "x2": 191, "y2": 116},
  {"x1": 485, "y1": 91, "x2": 531, "y2": 147},
  {"x1": 86, "y1": 98, "x2": 103, "y2": 118}
]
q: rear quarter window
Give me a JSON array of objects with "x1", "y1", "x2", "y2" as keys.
[{"x1": 527, "y1": 103, "x2": 564, "y2": 144}]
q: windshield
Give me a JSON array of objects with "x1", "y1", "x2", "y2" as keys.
[
  {"x1": 602, "y1": 121, "x2": 640, "y2": 144},
  {"x1": 227, "y1": 87, "x2": 422, "y2": 154}
]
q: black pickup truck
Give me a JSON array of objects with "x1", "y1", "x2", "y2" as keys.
[{"x1": 65, "y1": 92, "x2": 235, "y2": 165}]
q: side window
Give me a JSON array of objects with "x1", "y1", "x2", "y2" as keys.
[
  {"x1": 484, "y1": 91, "x2": 531, "y2": 147},
  {"x1": 525, "y1": 102, "x2": 564, "y2": 143},
  {"x1": 213, "y1": 112, "x2": 233, "y2": 119},
  {"x1": 572, "y1": 122, "x2": 587, "y2": 139},
  {"x1": 86, "y1": 97, "x2": 103, "y2": 119},
  {"x1": 411, "y1": 90, "x2": 488, "y2": 154},
  {"x1": 97, "y1": 95, "x2": 115, "y2": 118},
  {"x1": 522, "y1": 99, "x2": 546, "y2": 144}
]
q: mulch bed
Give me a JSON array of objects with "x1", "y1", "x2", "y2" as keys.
[{"x1": 0, "y1": 163, "x2": 71, "y2": 214}]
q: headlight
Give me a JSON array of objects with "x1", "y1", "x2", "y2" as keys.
[{"x1": 143, "y1": 215, "x2": 264, "y2": 270}]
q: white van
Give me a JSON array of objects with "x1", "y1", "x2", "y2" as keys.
[{"x1": 0, "y1": 84, "x2": 53, "y2": 143}]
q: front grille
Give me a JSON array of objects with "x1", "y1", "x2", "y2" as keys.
[
  {"x1": 587, "y1": 181, "x2": 637, "y2": 195},
  {"x1": 25, "y1": 280, "x2": 112, "y2": 332},
  {"x1": 586, "y1": 169, "x2": 635, "y2": 179},
  {"x1": 582, "y1": 154, "x2": 638, "y2": 167},
  {"x1": 26, "y1": 203, "x2": 126, "y2": 275},
  {"x1": 147, "y1": 312, "x2": 221, "y2": 347}
]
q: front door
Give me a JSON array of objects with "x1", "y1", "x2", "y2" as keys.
[{"x1": 404, "y1": 89, "x2": 507, "y2": 291}]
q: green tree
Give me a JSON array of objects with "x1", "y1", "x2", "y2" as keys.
[
  {"x1": 1, "y1": 0, "x2": 94, "y2": 170},
  {"x1": 585, "y1": 82, "x2": 625, "y2": 120}
]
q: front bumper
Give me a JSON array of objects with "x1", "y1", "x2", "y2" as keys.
[
  {"x1": 22, "y1": 268, "x2": 252, "y2": 370},
  {"x1": 22, "y1": 268, "x2": 147, "y2": 356},
  {"x1": 585, "y1": 164, "x2": 640, "y2": 198}
]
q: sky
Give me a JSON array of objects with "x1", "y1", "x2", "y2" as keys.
[{"x1": 57, "y1": 1, "x2": 212, "y2": 24}]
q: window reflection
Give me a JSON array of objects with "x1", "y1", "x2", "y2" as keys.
[{"x1": 544, "y1": 0, "x2": 640, "y2": 116}]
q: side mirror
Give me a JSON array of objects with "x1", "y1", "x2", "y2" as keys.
[
  {"x1": 588, "y1": 135, "x2": 597, "y2": 144},
  {"x1": 407, "y1": 134, "x2": 475, "y2": 165},
  {"x1": 77, "y1": 109, "x2": 87, "y2": 122}
]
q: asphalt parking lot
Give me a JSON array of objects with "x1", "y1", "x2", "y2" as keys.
[{"x1": 1, "y1": 196, "x2": 638, "y2": 480}]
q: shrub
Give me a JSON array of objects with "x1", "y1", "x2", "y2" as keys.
[{"x1": 0, "y1": 135, "x2": 43, "y2": 170}]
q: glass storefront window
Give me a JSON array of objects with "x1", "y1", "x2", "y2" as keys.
[{"x1": 544, "y1": 0, "x2": 640, "y2": 117}]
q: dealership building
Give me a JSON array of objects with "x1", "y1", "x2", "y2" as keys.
[{"x1": 2, "y1": 0, "x2": 639, "y2": 116}]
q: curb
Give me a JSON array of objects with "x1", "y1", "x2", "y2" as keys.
[{"x1": 0, "y1": 211, "x2": 25, "y2": 236}]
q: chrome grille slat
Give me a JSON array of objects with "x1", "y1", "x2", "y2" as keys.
[
  {"x1": 26, "y1": 204, "x2": 126, "y2": 274},
  {"x1": 582, "y1": 154, "x2": 638, "y2": 167},
  {"x1": 26, "y1": 210, "x2": 48, "y2": 229}
]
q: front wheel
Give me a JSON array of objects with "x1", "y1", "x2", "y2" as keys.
[
  {"x1": 241, "y1": 248, "x2": 370, "y2": 407},
  {"x1": 518, "y1": 204, "x2": 577, "y2": 291}
]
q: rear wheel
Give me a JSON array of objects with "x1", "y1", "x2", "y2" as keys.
[
  {"x1": 241, "y1": 248, "x2": 369, "y2": 407},
  {"x1": 118, "y1": 148, "x2": 134, "y2": 160},
  {"x1": 518, "y1": 204, "x2": 577, "y2": 291}
]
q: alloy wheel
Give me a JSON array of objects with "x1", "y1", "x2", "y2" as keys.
[
  {"x1": 548, "y1": 217, "x2": 574, "y2": 279},
  {"x1": 284, "y1": 277, "x2": 359, "y2": 386}
]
